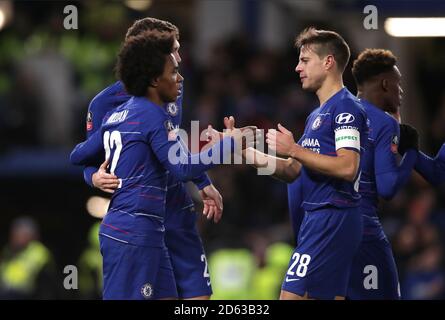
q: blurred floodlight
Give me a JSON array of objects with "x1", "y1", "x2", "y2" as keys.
[
  {"x1": 125, "y1": 0, "x2": 153, "y2": 11},
  {"x1": 385, "y1": 18, "x2": 445, "y2": 37},
  {"x1": 0, "y1": 10, "x2": 4, "y2": 30},
  {"x1": 86, "y1": 196, "x2": 110, "y2": 219},
  {"x1": 0, "y1": 0, "x2": 13, "y2": 31}
]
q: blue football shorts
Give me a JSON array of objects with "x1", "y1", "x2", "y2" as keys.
[{"x1": 282, "y1": 206, "x2": 363, "y2": 299}]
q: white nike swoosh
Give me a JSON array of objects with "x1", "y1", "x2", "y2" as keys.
[
  {"x1": 285, "y1": 277, "x2": 300, "y2": 282},
  {"x1": 206, "y1": 280, "x2": 211, "y2": 286}
]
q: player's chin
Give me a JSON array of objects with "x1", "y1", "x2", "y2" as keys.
[
  {"x1": 167, "y1": 94, "x2": 178, "y2": 102},
  {"x1": 302, "y1": 82, "x2": 315, "y2": 91},
  {"x1": 301, "y1": 81, "x2": 310, "y2": 90}
]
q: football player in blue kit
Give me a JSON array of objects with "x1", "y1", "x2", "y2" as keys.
[
  {"x1": 345, "y1": 49, "x2": 419, "y2": 299},
  {"x1": 80, "y1": 18, "x2": 223, "y2": 300},
  {"x1": 265, "y1": 28, "x2": 369, "y2": 300},
  {"x1": 70, "y1": 32, "x2": 243, "y2": 299}
]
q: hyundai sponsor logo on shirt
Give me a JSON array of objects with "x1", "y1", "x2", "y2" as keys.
[{"x1": 335, "y1": 113, "x2": 355, "y2": 124}]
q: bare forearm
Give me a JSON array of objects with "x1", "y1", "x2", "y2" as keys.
[
  {"x1": 289, "y1": 144, "x2": 358, "y2": 181},
  {"x1": 243, "y1": 148, "x2": 301, "y2": 182}
]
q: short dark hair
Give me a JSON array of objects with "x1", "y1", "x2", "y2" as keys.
[
  {"x1": 125, "y1": 17, "x2": 179, "y2": 40},
  {"x1": 352, "y1": 49, "x2": 397, "y2": 86},
  {"x1": 295, "y1": 27, "x2": 350, "y2": 72},
  {"x1": 116, "y1": 32, "x2": 174, "y2": 96}
]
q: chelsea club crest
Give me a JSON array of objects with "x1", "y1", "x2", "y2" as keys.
[
  {"x1": 141, "y1": 283, "x2": 153, "y2": 299},
  {"x1": 312, "y1": 115, "x2": 322, "y2": 130},
  {"x1": 167, "y1": 103, "x2": 178, "y2": 116}
]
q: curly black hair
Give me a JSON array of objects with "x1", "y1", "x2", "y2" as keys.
[
  {"x1": 125, "y1": 17, "x2": 179, "y2": 40},
  {"x1": 116, "y1": 32, "x2": 174, "y2": 97},
  {"x1": 295, "y1": 27, "x2": 350, "y2": 72},
  {"x1": 352, "y1": 49, "x2": 397, "y2": 86}
]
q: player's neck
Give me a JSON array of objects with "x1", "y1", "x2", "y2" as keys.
[
  {"x1": 316, "y1": 76, "x2": 344, "y2": 106},
  {"x1": 357, "y1": 90, "x2": 385, "y2": 111},
  {"x1": 146, "y1": 92, "x2": 164, "y2": 107}
]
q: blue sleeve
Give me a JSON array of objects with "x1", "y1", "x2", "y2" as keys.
[
  {"x1": 148, "y1": 120, "x2": 234, "y2": 182},
  {"x1": 437, "y1": 144, "x2": 445, "y2": 183},
  {"x1": 374, "y1": 118, "x2": 416, "y2": 199},
  {"x1": 70, "y1": 130, "x2": 104, "y2": 166},
  {"x1": 86, "y1": 99, "x2": 107, "y2": 140},
  {"x1": 376, "y1": 151, "x2": 417, "y2": 199},
  {"x1": 86, "y1": 82, "x2": 130, "y2": 139},
  {"x1": 175, "y1": 134, "x2": 212, "y2": 189},
  {"x1": 83, "y1": 90, "x2": 112, "y2": 185},
  {"x1": 83, "y1": 166, "x2": 96, "y2": 187},
  {"x1": 415, "y1": 144, "x2": 445, "y2": 186},
  {"x1": 438, "y1": 143, "x2": 445, "y2": 163},
  {"x1": 332, "y1": 100, "x2": 366, "y2": 153},
  {"x1": 191, "y1": 174, "x2": 212, "y2": 190}
]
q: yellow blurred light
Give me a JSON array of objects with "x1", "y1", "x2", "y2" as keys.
[
  {"x1": 385, "y1": 18, "x2": 445, "y2": 37},
  {"x1": 125, "y1": 0, "x2": 153, "y2": 11},
  {"x1": 86, "y1": 196, "x2": 110, "y2": 219}
]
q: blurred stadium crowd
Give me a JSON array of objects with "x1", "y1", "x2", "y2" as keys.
[{"x1": 0, "y1": 0, "x2": 444, "y2": 299}]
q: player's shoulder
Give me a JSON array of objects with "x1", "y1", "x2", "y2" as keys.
[
  {"x1": 366, "y1": 101, "x2": 398, "y2": 130},
  {"x1": 310, "y1": 106, "x2": 321, "y2": 117},
  {"x1": 437, "y1": 143, "x2": 445, "y2": 164},
  {"x1": 333, "y1": 89, "x2": 364, "y2": 111},
  {"x1": 125, "y1": 97, "x2": 169, "y2": 127},
  {"x1": 361, "y1": 103, "x2": 398, "y2": 144},
  {"x1": 89, "y1": 81, "x2": 126, "y2": 112},
  {"x1": 331, "y1": 89, "x2": 367, "y2": 122},
  {"x1": 102, "y1": 98, "x2": 129, "y2": 124}
]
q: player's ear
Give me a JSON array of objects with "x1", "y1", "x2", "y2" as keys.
[
  {"x1": 150, "y1": 78, "x2": 159, "y2": 88},
  {"x1": 324, "y1": 55, "x2": 335, "y2": 70},
  {"x1": 381, "y1": 78, "x2": 389, "y2": 92}
]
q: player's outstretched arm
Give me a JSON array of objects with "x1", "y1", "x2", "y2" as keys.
[
  {"x1": 70, "y1": 130, "x2": 103, "y2": 166},
  {"x1": 415, "y1": 144, "x2": 445, "y2": 186},
  {"x1": 397, "y1": 123, "x2": 445, "y2": 186},
  {"x1": 222, "y1": 116, "x2": 301, "y2": 183},
  {"x1": 374, "y1": 119, "x2": 417, "y2": 199},
  {"x1": 175, "y1": 131, "x2": 213, "y2": 190},
  {"x1": 243, "y1": 147, "x2": 301, "y2": 183},
  {"x1": 375, "y1": 150, "x2": 417, "y2": 199},
  {"x1": 150, "y1": 122, "x2": 236, "y2": 183},
  {"x1": 415, "y1": 151, "x2": 438, "y2": 185},
  {"x1": 174, "y1": 129, "x2": 223, "y2": 222},
  {"x1": 267, "y1": 124, "x2": 359, "y2": 182}
]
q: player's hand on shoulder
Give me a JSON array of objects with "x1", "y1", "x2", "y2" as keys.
[
  {"x1": 398, "y1": 123, "x2": 419, "y2": 155},
  {"x1": 92, "y1": 159, "x2": 120, "y2": 193}
]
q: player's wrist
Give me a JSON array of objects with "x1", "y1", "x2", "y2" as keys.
[
  {"x1": 91, "y1": 172, "x2": 99, "y2": 187},
  {"x1": 289, "y1": 144, "x2": 302, "y2": 161}
]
